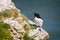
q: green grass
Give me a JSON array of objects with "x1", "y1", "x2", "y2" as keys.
[
  {"x1": 23, "y1": 25, "x2": 30, "y2": 32},
  {"x1": 0, "y1": 23, "x2": 11, "y2": 29},
  {"x1": 0, "y1": 9, "x2": 19, "y2": 18},
  {"x1": 30, "y1": 25, "x2": 35, "y2": 30},
  {"x1": 0, "y1": 13, "x2": 3, "y2": 21},
  {"x1": 23, "y1": 33, "x2": 34, "y2": 40},
  {"x1": 2, "y1": 12, "x2": 9, "y2": 18},
  {"x1": 21, "y1": 14, "x2": 28, "y2": 22},
  {"x1": 0, "y1": 22, "x2": 13, "y2": 40}
]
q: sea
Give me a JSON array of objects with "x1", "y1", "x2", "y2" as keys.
[{"x1": 13, "y1": 0, "x2": 60, "y2": 40}]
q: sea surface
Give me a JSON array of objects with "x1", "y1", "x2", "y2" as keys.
[{"x1": 13, "y1": 0, "x2": 60, "y2": 40}]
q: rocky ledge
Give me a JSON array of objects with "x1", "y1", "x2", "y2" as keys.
[{"x1": 0, "y1": 0, "x2": 49, "y2": 40}]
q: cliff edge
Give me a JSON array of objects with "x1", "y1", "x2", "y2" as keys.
[{"x1": 0, "y1": 0, "x2": 49, "y2": 40}]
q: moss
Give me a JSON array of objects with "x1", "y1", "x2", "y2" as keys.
[
  {"x1": 0, "y1": 9, "x2": 19, "y2": 18},
  {"x1": 30, "y1": 25, "x2": 35, "y2": 30},
  {"x1": 2, "y1": 13, "x2": 9, "y2": 18},
  {"x1": 23, "y1": 33, "x2": 34, "y2": 40},
  {"x1": 12, "y1": 9, "x2": 19, "y2": 18},
  {"x1": 0, "y1": 22, "x2": 13, "y2": 40},
  {"x1": 2, "y1": 9, "x2": 12, "y2": 18},
  {"x1": 23, "y1": 25, "x2": 30, "y2": 32},
  {"x1": 1, "y1": 23, "x2": 11, "y2": 29},
  {"x1": 0, "y1": 13, "x2": 3, "y2": 22}
]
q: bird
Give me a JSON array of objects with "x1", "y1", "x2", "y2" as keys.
[{"x1": 34, "y1": 12, "x2": 43, "y2": 31}]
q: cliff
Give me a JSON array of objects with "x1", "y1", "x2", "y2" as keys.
[{"x1": 0, "y1": 0, "x2": 49, "y2": 40}]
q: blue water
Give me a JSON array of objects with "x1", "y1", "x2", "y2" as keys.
[{"x1": 13, "y1": 0, "x2": 60, "y2": 40}]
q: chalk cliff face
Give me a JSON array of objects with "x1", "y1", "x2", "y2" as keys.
[
  {"x1": 0, "y1": 0, "x2": 16, "y2": 12},
  {"x1": 0, "y1": 0, "x2": 49, "y2": 40}
]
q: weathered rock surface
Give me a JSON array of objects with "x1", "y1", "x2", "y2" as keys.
[{"x1": 0, "y1": 0, "x2": 49, "y2": 40}]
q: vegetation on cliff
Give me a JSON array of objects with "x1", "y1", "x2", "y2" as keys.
[
  {"x1": 23, "y1": 33, "x2": 34, "y2": 40},
  {"x1": 0, "y1": 8, "x2": 49, "y2": 40},
  {"x1": 0, "y1": 0, "x2": 49, "y2": 39},
  {"x1": 0, "y1": 21, "x2": 13, "y2": 40},
  {"x1": 0, "y1": 9, "x2": 35, "y2": 40},
  {"x1": 0, "y1": 9, "x2": 19, "y2": 18}
]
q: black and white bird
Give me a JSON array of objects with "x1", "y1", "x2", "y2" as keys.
[{"x1": 34, "y1": 12, "x2": 43, "y2": 31}]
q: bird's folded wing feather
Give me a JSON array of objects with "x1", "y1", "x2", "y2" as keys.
[{"x1": 28, "y1": 20, "x2": 35, "y2": 25}]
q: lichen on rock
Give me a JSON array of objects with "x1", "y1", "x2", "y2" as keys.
[{"x1": 0, "y1": 0, "x2": 49, "y2": 40}]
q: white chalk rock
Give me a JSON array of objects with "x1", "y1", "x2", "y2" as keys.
[
  {"x1": 3, "y1": 18, "x2": 22, "y2": 30},
  {"x1": 14, "y1": 38, "x2": 20, "y2": 40},
  {"x1": 34, "y1": 37, "x2": 40, "y2": 40},
  {"x1": 0, "y1": 0, "x2": 16, "y2": 12},
  {"x1": 28, "y1": 27, "x2": 39, "y2": 37},
  {"x1": 17, "y1": 29, "x2": 25, "y2": 33}
]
